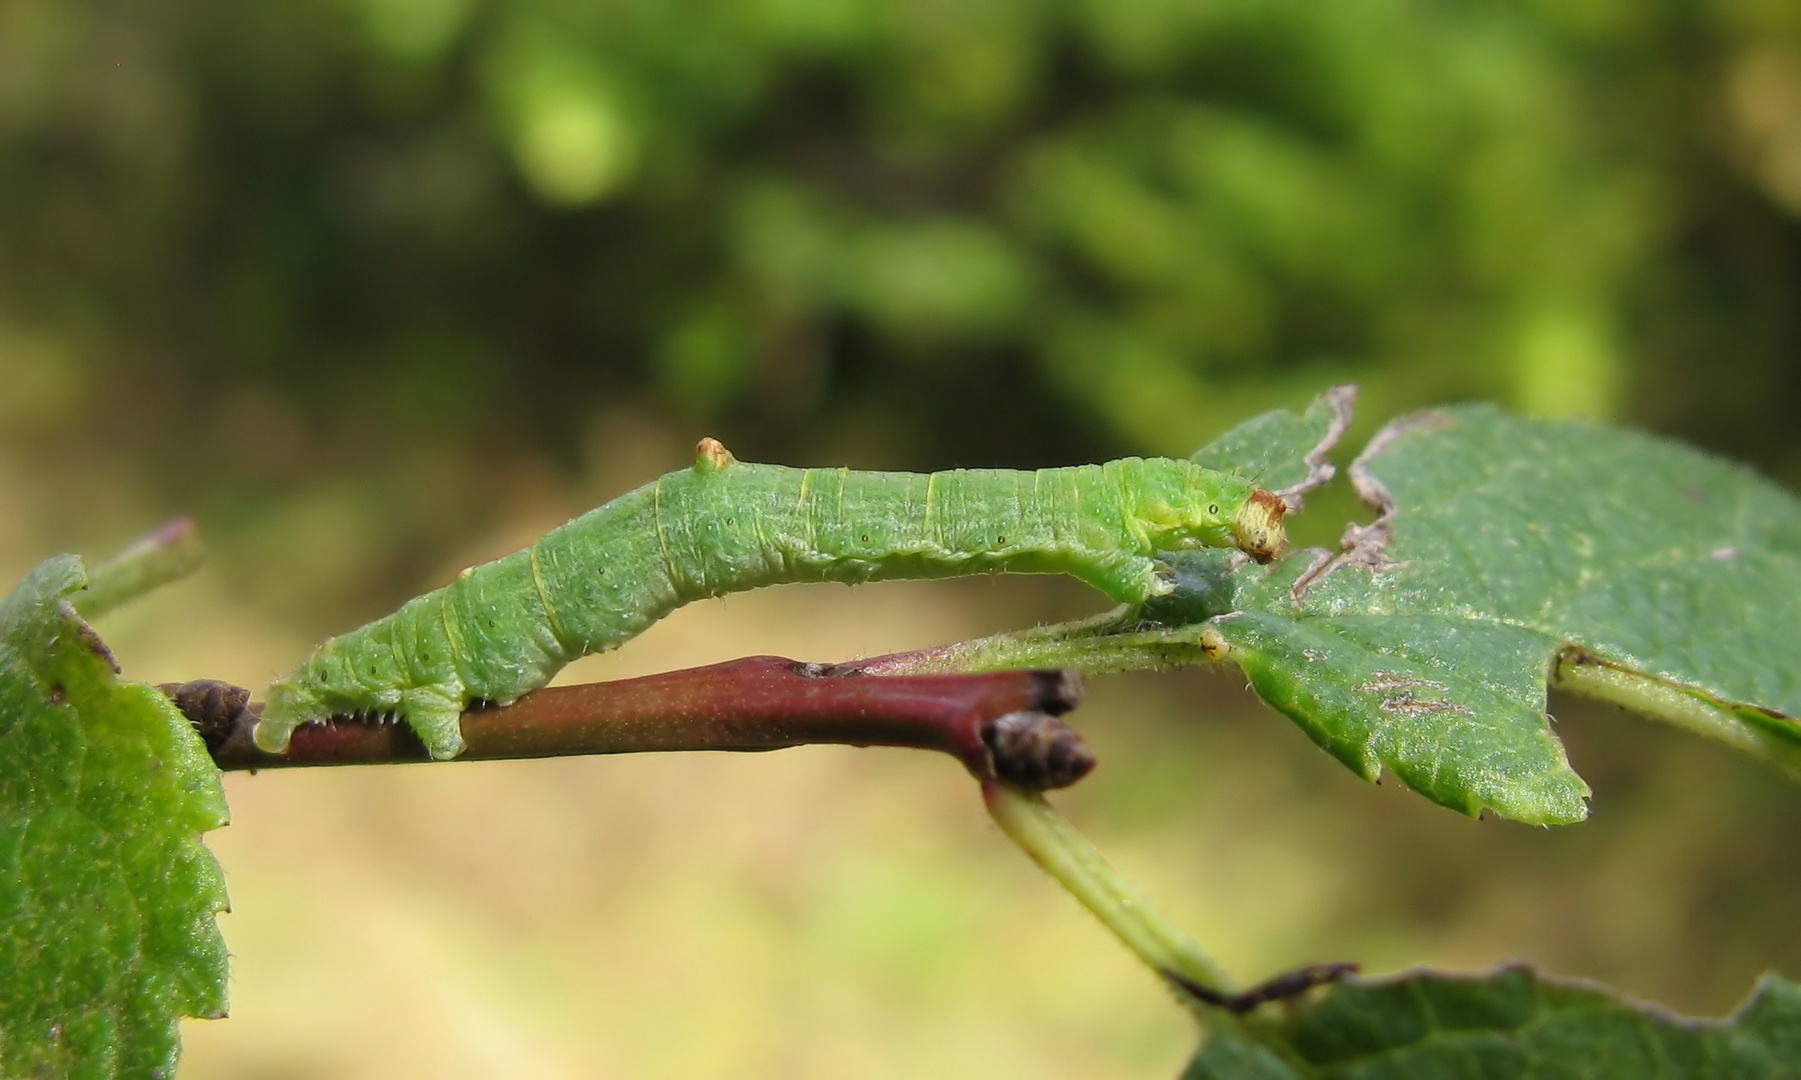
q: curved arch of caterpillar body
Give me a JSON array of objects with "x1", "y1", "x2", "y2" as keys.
[{"x1": 255, "y1": 439, "x2": 1287, "y2": 759}]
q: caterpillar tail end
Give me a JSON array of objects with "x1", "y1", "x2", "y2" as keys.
[{"x1": 1232, "y1": 489, "x2": 1288, "y2": 563}]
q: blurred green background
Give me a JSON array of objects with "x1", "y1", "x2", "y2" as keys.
[{"x1": 5, "y1": 0, "x2": 1801, "y2": 1075}]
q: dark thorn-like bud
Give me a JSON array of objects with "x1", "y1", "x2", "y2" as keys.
[
  {"x1": 1025, "y1": 669, "x2": 1083, "y2": 715},
  {"x1": 160, "y1": 679, "x2": 255, "y2": 752},
  {"x1": 980, "y1": 711, "x2": 1096, "y2": 789}
]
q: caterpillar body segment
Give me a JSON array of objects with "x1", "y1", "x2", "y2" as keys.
[{"x1": 255, "y1": 440, "x2": 1287, "y2": 760}]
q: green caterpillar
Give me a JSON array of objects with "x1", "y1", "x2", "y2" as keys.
[{"x1": 254, "y1": 439, "x2": 1287, "y2": 759}]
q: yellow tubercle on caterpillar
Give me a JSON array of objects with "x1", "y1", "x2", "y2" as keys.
[{"x1": 694, "y1": 437, "x2": 736, "y2": 473}]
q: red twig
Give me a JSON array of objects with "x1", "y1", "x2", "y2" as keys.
[{"x1": 170, "y1": 657, "x2": 1093, "y2": 789}]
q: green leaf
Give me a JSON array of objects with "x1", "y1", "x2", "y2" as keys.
[
  {"x1": 0, "y1": 555, "x2": 230, "y2": 1078},
  {"x1": 1287, "y1": 406, "x2": 1801, "y2": 722},
  {"x1": 1215, "y1": 609, "x2": 1583, "y2": 821},
  {"x1": 1182, "y1": 966, "x2": 1801, "y2": 1078},
  {"x1": 1190, "y1": 384, "x2": 1353, "y2": 505},
  {"x1": 1154, "y1": 400, "x2": 1801, "y2": 824}
]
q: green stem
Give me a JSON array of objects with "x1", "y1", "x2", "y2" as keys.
[
  {"x1": 1553, "y1": 651, "x2": 1801, "y2": 779},
  {"x1": 76, "y1": 519, "x2": 207, "y2": 619},
  {"x1": 855, "y1": 611, "x2": 1223, "y2": 677},
  {"x1": 981, "y1": 779, "x2": 1235, "y2": 999}
]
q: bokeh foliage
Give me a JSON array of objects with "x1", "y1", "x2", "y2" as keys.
[
  {"x1": 6, "y1": 5, "x2": 1801, "y2": 1073},
  {"x1": 2, "y1": 0, "x2": 1800, "y2": 483}
]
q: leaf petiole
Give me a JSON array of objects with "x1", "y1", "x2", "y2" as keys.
[
  {"x1": 980, "y1": 779, "x2": 1236, "y2": 1003},
  {"x1": 74, "y1": 518, "x2": 207, "y2": 619},
  {"x1": 854, "y1": 612, "x2": 1223, "y2": 677},
  {"x1": 1553, "y1": 648, "x2": 1801, "y2": 779}
]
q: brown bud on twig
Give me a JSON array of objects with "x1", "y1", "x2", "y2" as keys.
[
  {"x1": 158, "y1": 679, "x2": 253, "y2": 753},
  {"x1": 980, "y1": 711, "x2": 1095, "y2": 790}
]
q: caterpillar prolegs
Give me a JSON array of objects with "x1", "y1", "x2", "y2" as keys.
[{"x1": 255, "y1": 439, "x2": 1287, "y2": 760}]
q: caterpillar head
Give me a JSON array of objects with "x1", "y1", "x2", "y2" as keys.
[
  {"x1": 1132, "y1": 466, "x2": 1286, "y2": 563},
  {"x1": 1229, "y1": 489, "x2": 1287, "y2": 563}
]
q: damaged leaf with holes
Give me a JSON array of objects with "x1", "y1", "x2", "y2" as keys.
[
  {"x1": 0, "y1": 555, "x2": 230, "y2": 1077},
  {"x1": 1149, "y1": 395, "x2": 1801, "y2": 825}
]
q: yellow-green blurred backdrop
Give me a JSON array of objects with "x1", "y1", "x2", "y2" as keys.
[{"x1": 4, "y1": 0, "x2": 1801, "y2": 1074}]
